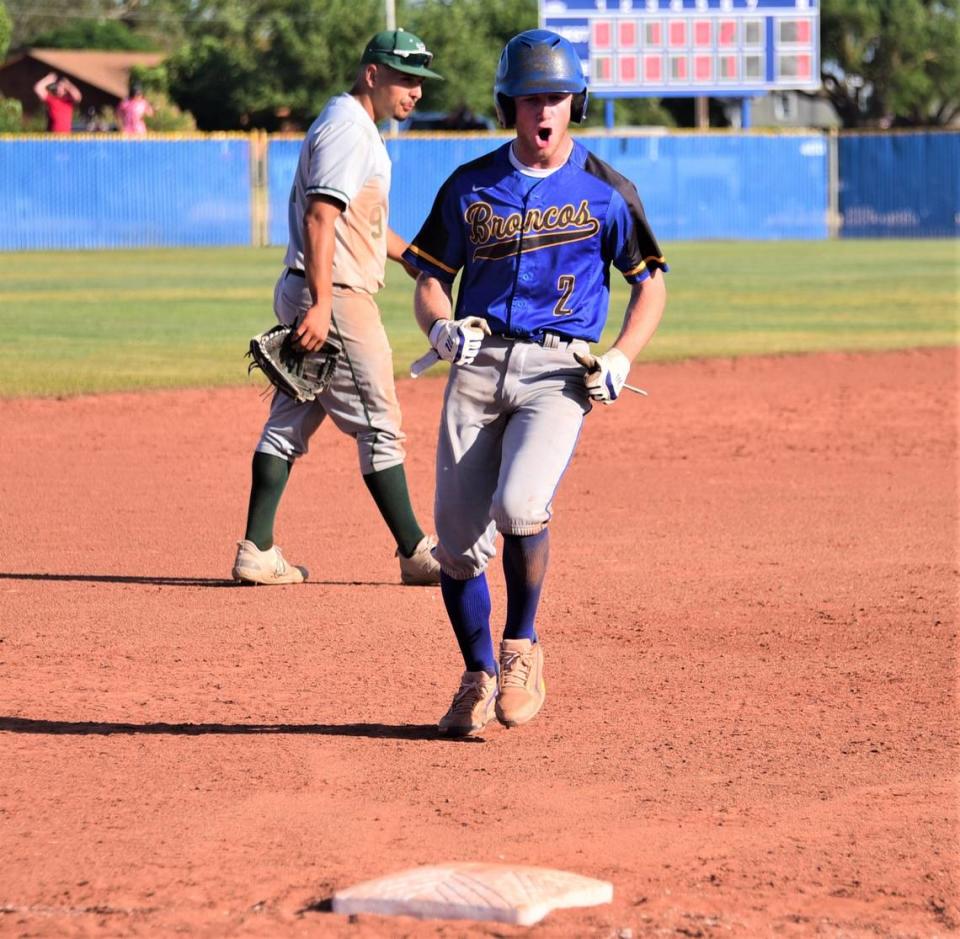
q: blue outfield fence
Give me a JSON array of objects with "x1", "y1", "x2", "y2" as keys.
[
  {"x1": 0, "y1": 136, "x2": 252, "y2": 250},
  {"x1": 1, "y1": 130, "x2": 957, "y2": 250},
  {"x1": 839, "y1": 131, "x2": 960, "y2": 239},
  {"x1": 268, "y1": 131, "x2": 829, "y2": 246}
]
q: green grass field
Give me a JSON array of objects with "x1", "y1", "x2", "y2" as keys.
[{"x1": 0, "y1": 240, "x2": 956, "y2": 397}]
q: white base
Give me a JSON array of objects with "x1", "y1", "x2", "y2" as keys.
[{"x1": 332, "y1": 862, "x2": 613, "y2": 926}]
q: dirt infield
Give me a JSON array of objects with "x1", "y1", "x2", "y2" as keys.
[{"x1": 1, "y1": 348, "x2": 957, "y2": 938}]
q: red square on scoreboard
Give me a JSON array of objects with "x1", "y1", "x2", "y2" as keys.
[
  {"x1": 593, "y1": 20, "x2": 612, "y2": 50},
  {"x1": 619, "y1": 20, "x2": 638, "y2": 48},
  {"x1": 719, "y1": 20, "x2": 736, "y2": 46},
  {"x1": 694, "y1": 20, "x2": 712, "y2": 47},
  {"x1": 644, "y1": 55, "x2": 663, "y2": 82},
  {"x1": 619, "y1": 55, "x2": 639, "y2": 83},
  {"x1": 719, "y1": 54, "x2": 737, "y2": 79},
  {"x1": 645, "y1": 21, "x2": 663, "y2": 46},
  {"x1": 796, "y1": 53, "x2": 811, "y2": 78},
  {"x1": 670, "y1": 55, "x2": 688, "y2": 81},
  {"x1": 694, "y1": 55, "x2": 712, "y2": 81},
  {"x1": 796, "y1": 19, "x2": 811, "y2": 43},
  {"x1": 669, "y1": 20, "x2": 686, "y2": 47}
]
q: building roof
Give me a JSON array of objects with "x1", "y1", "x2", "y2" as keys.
[{"x1": 8, "y1": 48, "x2": 166, "y2": 98}]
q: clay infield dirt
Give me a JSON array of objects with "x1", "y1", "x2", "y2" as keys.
[{"x1": 1, "y1": 347, "x2": 957, "y2": 938}]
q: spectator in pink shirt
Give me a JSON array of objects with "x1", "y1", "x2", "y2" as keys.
[{"x1": 116, "y1": 83, "x2": 154, "y2": 136}]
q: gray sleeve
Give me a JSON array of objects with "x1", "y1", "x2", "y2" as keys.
[{"x1": 304, "y1": 120, "x2": 373, "y2": 208}]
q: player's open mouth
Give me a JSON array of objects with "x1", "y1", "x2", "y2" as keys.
[{"x1": 537, "y1": 127, "x2": 552, "y2": 142}]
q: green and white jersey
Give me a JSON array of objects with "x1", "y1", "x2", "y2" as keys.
[{"x1": 284, "y1": 92, "x2": 391, "y2": 294}]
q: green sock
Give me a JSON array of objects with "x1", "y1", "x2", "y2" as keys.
[
  {"x1": 244, "y1": 452, "x2": 291, "y2": 551},
  {"x1": 362, "y1": 464, "x2": 426, "y2": 558}
]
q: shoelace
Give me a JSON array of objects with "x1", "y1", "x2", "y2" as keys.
[
  {"x1": 271, "y1": 547, "x2": 288, "y2": 575},
  {"x1": 500, "y1": 650, "x2": 532, "y2": 688},
  {"x1": 449, "y1": 678, "x2": 491, "y2": 714}
]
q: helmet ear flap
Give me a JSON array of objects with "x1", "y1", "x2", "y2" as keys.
[
  {"x1": 571, "y1": 91, "x2": 588, "y2": 123},
  {"x1": 495, "y1": 93, "x2": 516, "y2": 129}
]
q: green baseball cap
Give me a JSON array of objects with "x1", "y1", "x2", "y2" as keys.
[{"x1": 361, "y1": 29, "x2": 443, "y2": 80}]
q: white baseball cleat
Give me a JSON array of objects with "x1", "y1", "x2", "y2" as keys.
[
  {"x1": 231, "y1": 539, "x2": 307, "y2": 585},
  {"x1": 438, "y1": 670, "x2": 498, "y2": 737},
  {"x1": 397, "y1": 535, "x2": 441, "y2": 586},
  {"x1": 496, "y1": 638, "x2": 545, "y2": 727}
]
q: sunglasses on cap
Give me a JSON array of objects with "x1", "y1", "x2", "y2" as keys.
[{"x1": 387, "y1": 46, "x2": 434, "y2": 68}]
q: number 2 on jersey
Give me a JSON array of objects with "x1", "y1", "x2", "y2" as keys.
[{"x1": 553, "y1": 274, "x2": 575, "y2": 317}]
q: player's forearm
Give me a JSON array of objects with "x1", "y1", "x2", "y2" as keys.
[
  {"x1": 33, "y1": 73, "x2": 54, "y2": 99},
  {"x1": 414, "y1": 275, "x2": 453, "y2": 336},
  {"x1": 302, "y1": 212, "x2": 336, "y2": 308},
  {"x1": 387, "y1": 228, "x2": 419, "y2": 279},
  {"x1": 297, "y1": 210, "x2": 337, "y2": 346},
  {"x1": 386, "y1": 227, "x2": 408, "y2": 263},
  {"x1": 610, "y1": 273, "x2": 666, "y2": 361}
]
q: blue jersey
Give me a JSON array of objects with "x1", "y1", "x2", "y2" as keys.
[{"x1": 403, "y1": 140, "x2": 667, "y2": 343}]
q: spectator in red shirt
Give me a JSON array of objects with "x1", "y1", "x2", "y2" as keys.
[{"x1": 33, "y1": 72, "x2": 82, "y2": 133}]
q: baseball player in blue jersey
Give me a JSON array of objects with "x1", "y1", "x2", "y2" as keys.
[{"x1": 402, "y1": 29, "x2": 668, "y2": 736}]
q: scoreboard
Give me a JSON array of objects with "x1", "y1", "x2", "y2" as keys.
[{"x1": 540, "y1": 0, "x2": 820, "y2": 97}]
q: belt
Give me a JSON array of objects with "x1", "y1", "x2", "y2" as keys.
[
  {"x1": 498, "y1": 330, "x2": 578, "y2": 350},
  {"x1": 286, "y1": 269, "x2": 355, "y2": 292}
]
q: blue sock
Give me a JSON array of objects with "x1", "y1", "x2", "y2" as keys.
[
  {"x1": 502, "y1": 529, "x2": 550, "y2": 643},
  {"x1": 440, "y1": 571, "x2": 496, "y2": 675}
]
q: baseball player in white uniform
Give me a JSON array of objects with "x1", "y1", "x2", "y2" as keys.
[{"x1": 232, "y1": 29, "x2": 444, "y2": 587}]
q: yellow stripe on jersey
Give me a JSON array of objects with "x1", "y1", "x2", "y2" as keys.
[
  {"x1": 623, "y1": 255, "x2": 667, "y2": 278},
  {"x1": 407, "y1": 245, "x2": 458, "y2": 275}
]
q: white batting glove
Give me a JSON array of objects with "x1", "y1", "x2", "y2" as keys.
[
  {"x1": 573, "y1": 348, "x2": 631, "y2": 405},
  {"x1": 428, "y1": 316, "x2": 492, "y2": 366}
]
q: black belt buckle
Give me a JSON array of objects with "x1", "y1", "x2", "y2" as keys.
[{"x1": 500, "y1": 330, "x2": 563, "y2": 348}]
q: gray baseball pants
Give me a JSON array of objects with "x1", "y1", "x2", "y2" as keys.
[
  {"x1": 256, "y1": 269, "x2": 407, "y2": 475},
  {"x1": 434, "y1": 335, "x2": 592, "y2": 580}
]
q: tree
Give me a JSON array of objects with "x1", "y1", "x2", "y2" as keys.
[
  {"x1": 4, "y1": 0, "x2": 678, "y2": 131},
  {"x1": 0, "y1": 1, "x2": 18, "y2": 132},
  {"x1": 29, "y1": 18, "x2": 159, "y2": 50},
  {"x1": 163, "y1": 0, "x2": 534, "y2": 129},
  {"x1": 166, "y1": 0, "x2": 382, "y2": 129},
  {"x1": 0, "y1": 95, "x2": 21, "y2": 131},
  {"x1": 0, "y1": 1, "x2": 11, "y2": 60},
  {"x1": 5, "y1": 0, "x2": 187, "y2": 53},
  {"x1": 820, "y1": 0, "x2": 960, "y2": 127},
  {"x1": 396, "y1": 0, "x2": 535, "y2": 118}
]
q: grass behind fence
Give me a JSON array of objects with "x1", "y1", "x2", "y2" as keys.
[{"x1": 0, "y1": 240, "x2": 956, "y2": 398}]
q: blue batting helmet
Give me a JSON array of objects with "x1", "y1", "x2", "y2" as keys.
[{"x1": 494, "y1": 29, "x2": 588, "y2": 128}]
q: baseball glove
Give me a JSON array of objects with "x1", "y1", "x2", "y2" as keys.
[{"x1": 246, "y1": 324, "x2": 341, "y2": 403}]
